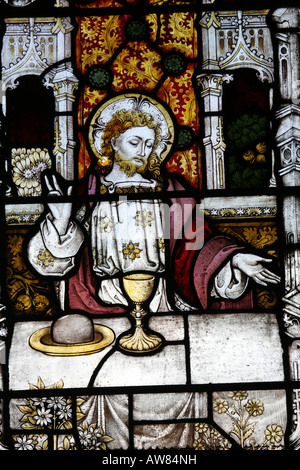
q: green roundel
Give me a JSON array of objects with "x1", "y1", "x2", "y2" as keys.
[
  {"x1": 125, "y1": 19, "x2": 149, "y2": 41},
  {"x1": 162, "y1": 52, "x2": 186, "y2": 76},
  {"x1": 87, "y1": 66, "x2": 112, "y2": 90},
  {"x1": 177, "y1": 126, "x2": 195, "y2": 150}
]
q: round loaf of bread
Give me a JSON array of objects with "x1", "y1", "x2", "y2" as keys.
[{"x1": 51, "y1": 314, "x2": 94, "y2": 344}]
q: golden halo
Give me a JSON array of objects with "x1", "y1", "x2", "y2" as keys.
[
  {"x1": 88, "y1": 93, "x2": 175, "y2": 172},
  {"x1": 29, "y1": 324, "x2": 115, "y2": 357}
]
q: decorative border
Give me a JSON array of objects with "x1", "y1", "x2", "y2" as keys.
[
  {"x1": 6, "y1": 211, "x2": 43, "y2": 225},
  {"x1": 205, "y1": 206, "x2": 277, "y2": 218}
]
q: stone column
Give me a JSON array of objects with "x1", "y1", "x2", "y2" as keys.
[
  {"x1": 42, "y1": 17, "x2": 77, "y2": 181},
  {"x1": 272, "y1": 7, "x2": 300, "y2": 450},
  {"x1": 0, "y1": 16, "x2": 9, "y2": 450},
  {"x1": 43, "y1": 62, "x2": 79, "y2": 180},
  {"x1": 196, "y1": 73, "x2": 233, "y2": 189},
  {"x1": 273, "y1": 9, "x2": 300, "y2": 186}
]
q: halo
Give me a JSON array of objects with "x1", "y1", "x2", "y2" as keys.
[
  {"x1": 87, "y1": 93, "x2": 175, "y2": 172},
  {"x1": 29, "y1": 324, "x2": 115, "y2": 356}
]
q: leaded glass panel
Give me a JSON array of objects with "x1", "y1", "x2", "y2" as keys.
[{"x1": 0, "y1": 0, "x2": 299, "y2": 455}]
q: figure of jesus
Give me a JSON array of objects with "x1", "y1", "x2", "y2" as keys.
[{"x1": 27, "y1": 97, "x2": 280, "y2": 314}]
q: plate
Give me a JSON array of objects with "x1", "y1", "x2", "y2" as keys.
[{"x1": 29, "y1": 324, "x2": 115, "y2": 356}]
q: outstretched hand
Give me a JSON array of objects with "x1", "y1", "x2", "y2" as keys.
[
  {"x1": 45, "y1": 174, "x2": 73, "y2": 235},
  {"x1": 231, "y1": 253, "x2": 280, "y2": 287}
]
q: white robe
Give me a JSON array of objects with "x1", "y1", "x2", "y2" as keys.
[{"x1": 27, "y1": 178, "x2": 248, "y2": 311}]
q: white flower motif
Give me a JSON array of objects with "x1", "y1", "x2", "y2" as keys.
[
  {"x1": 32, "y1": 396, "x2": 48, "y2": 407},
  {"x1": 236, "y1": 208, "x2": 245, "y2": 215},
  {"x1": 34, "y1": 406, "x2": 53, "y2": 427},
  {"x1": 46, "y1": 396, "x2": 67, "y2": 411},
  {"x1": 22, "y1": 168, "x2": 35, "y2": 179},
  {"x1": 79, "y1": 425, "x2": 101, "y2": 448},
  {"x1": 79, "y1": 428, "x2": 91, "y2": 448},
  {"x1": 56, "y1": 403, "x2": 72, "y2": 421},
  {"x1": 14, "y1": 435, "x2": 34, "y2": 450}
]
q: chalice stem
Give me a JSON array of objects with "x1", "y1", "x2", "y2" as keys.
[{"x1": 119, "y1": 302, "x2": 162, "y2": 353}]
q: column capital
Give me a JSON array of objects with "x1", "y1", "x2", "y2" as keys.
[{"x1": 272, "y1": 8, "x2": 300, "y2": 30}]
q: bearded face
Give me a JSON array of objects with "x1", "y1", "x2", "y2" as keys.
[
  {"x1": 113, "y1": 151, "x2": 148, "y2": 177},
  {"x1": 111, "y1": 126, "x2": 155, "y2": 177}
]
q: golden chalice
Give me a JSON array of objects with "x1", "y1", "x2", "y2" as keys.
[{"x1": 119, "y1": 273, "x2": 163, "y2": 354}]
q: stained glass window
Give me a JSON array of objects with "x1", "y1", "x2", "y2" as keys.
[{"x1": 0, "y1": 0, "x2": 299, "y2": 455}]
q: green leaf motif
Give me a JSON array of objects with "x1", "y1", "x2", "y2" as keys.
[{"x1": 226, "y1": 113, "x2": 267, "y2": 151}]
